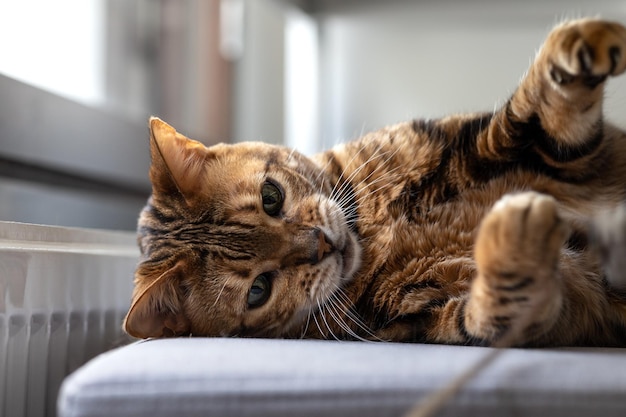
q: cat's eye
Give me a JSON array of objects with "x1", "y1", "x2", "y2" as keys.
[
  {"x1": 248, "y1": 274, "x2": 271, "y2": 308},
  {"x1": 261, "y1": 181, "x2": 283, "y2": 216}
]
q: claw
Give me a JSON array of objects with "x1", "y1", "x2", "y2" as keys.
[
  {"x1": 609, "y1": 46, "x2": 621, "y2": 74},
  {"x1": 577, "y1": 43, "x2": 594, "y2": 74}
]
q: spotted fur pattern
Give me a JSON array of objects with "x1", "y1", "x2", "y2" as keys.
[{"x1": 124, "y1": 19, "x2": 626, "y2": 347}]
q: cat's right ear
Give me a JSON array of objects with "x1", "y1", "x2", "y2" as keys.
[
  {"x1": 148, "y1": 117, "x2": 212, "y2": 205},
  {"x1": 123, "y1": 261, "x2": 191, "y2": 339}
]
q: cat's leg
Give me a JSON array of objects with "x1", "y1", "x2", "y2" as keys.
[
  {"x1": 483, "y1": 19, "x2": 626, "y2": 171},
  {"x1": 464, "y1": 191, "x2": 569, "y2": 346}
]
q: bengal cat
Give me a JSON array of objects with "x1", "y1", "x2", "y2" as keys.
[{"x1": 124, "y1": 18, "x2": 626, "y2": 347}]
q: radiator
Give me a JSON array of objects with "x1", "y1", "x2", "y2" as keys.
[{"x1": 0, "y1": 222, "x2": 137, "y2": 417}]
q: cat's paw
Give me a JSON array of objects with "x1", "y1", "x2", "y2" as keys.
[
  {"x1": 467, "y1": 192, "x2": 567, "y2": 345},
  {"x1": 475, "y1": 192, "x2": 568, "y2": 286},
  {"x1": 546, "y1": 19, "x2": 626, "y2": 87}
]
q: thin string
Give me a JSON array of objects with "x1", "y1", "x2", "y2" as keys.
[{"x1": 403, "y1": 301, "x2": 542, "y2": 417}]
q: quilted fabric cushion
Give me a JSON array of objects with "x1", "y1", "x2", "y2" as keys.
[{"x1": 58, "y1": 338, "x2": 626, "y2": 417}]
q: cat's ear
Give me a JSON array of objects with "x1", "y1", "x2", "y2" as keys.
[
  {"x1": 123, "y1": 261, "x2": 191, "y2": 338},
  {"x1": 148, "y1": 117, "x2": 211, "y2": 205}
]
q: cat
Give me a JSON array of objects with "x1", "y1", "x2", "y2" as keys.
[{"x1": 124, "y1": 18, "x2": 626, "y2": 347}]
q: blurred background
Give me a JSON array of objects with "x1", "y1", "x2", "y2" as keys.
[{"x1": 1, "y1": 0, "x2": 625, "y2": 231}]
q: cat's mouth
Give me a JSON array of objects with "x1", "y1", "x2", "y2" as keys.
[{"x1": 339, "y1": 231, "x2": 361, "y2": 282}]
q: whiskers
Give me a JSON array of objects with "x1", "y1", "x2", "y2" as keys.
[
  {"x1": 307, "y1": 284, "x2": 385, "y2": 343},
  {"x1": 211, "y1": 275, "x2": 233, "y2": 310},
  {"x1": 326, "y1": 142, "x2": 405, "y2": 226},
  {"x1": 299, "y1": 138, "x2": 409, "y2": 343}
]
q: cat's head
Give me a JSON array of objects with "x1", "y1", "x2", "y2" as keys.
[{"x1": 123, "y1": 118, "x2": 361, "y2": 338}]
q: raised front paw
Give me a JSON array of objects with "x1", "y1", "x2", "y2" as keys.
[
  {"x1": 467, "y1": 192, "x2": 568, "y2": 345},
  {"x1": 546, "y1": 19, "x2": 626, "y2": 87},
  {"x1": 475, "y1": 192, "x2": 568, "y2": 285}
]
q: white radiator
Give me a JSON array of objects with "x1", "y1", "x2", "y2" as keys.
[{"x1": 0, "y1": 222, "x2": 137, "y2": 417}]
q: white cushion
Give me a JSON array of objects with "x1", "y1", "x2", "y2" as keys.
[{"x1": 58, "y1": 338, "x2": 626, "y2": 417}]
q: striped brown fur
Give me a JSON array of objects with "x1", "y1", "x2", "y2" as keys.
[{"x1": 124, "y1": 19, "x2": 626, "y2": 346}]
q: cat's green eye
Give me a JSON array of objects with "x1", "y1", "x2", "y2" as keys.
[
  {"x1": 248, "y1": 274, "x2": 271, "y2": 308},
  {"x1": 261, "y1": 181, "x2": 283, "y2": 216}
]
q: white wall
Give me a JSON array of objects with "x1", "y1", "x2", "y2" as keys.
[
  {"x1": 233, "y1": 0, "x2": 286, "y2": 144},
  {"x1": 317, "y1": 0, "x2": 626, "y2": 149}
]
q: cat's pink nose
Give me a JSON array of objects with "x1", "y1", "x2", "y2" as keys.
[
  {"x1": 317, "y1": 229, "x2": 334, "y2": 262},
  {"x1": 280, "y1": 227, "x2": 335, "y2": 267}
]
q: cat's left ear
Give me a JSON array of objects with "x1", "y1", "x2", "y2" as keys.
[
  {"x1": 123, "y1": 261, "x2": 191, "y2": 338},
  {"x1": 148, "y1": 117, "x2": 212, "y2": 206}
]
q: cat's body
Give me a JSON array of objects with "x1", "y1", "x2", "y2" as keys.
[{"x1": 125, "y1": 19, "x2": 626, "y2": 347}]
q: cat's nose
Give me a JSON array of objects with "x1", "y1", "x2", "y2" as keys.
[
  {"x1": 280, "y1": 227, "x2": 335, "y2": 267},
  {"x1": 316, "y1": 228, "x2": 334, "y2": 262}
]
